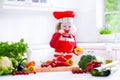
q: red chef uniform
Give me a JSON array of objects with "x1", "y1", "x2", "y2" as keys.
[
  {"x1": 50, "y1": 33, "x2": 76, "y2": 53},
  {"x1": 50, "y1": 11, "x2": 76, "y2": 54}
]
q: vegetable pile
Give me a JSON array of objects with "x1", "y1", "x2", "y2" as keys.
[
  {"x1": 72, "y1": 54, "x2": 118, "y2": 77},
  {"x1": 40, "y1": 54, "x2": 74, "y2": 67},
  {"x1": 0, "y1": 39, "x2": 28, "y2": 75},
  {"x1": 72, "y1": 54, "x2": 102, "y2": 74},
  {"x1": 12, "y1": 61, "x2": 36, "y2": 75}
]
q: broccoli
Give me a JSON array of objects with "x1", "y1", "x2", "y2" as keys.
[{"x1": 78, "y1": 55, "x2": 96, "y2": 70}]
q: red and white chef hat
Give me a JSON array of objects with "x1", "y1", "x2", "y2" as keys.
[{"x1": 53, "y1": 10, "x2": 75, "y2": 22}]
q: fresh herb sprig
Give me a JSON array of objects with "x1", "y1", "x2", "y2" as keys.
[
  {"x1": 0, "y1": 38, "x2": 28, "y2": 58},
  {"x1": 0, "y1": 39, "x2": 28, "y2": 66}
]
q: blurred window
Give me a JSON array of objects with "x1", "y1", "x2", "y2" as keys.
[{"x1": 105, "y1": 0, "x2": 120, "y2": 32}]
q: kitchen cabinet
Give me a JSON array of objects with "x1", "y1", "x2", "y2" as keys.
[
  {"x1": 74, "y1": 43, "x2": 120, "y2": 64},
  {"x1": 116, "y1": 50, "x2": 120, "y2": 63},
  {"x1": 3, "y1": 0, "x2": 48, "y2": 4},
  {"x1": 83, "y1": 48, "x2": 116, "y2": 63},
  {"x1": 28, "y1": 43, "x2": 120, "y2": 65},
  {"x1": 1, "y1": 0, "x2": 76, "y2": 12},
  {"x1": 27, "y1": 43, "x2": 120, "y2": 65}
]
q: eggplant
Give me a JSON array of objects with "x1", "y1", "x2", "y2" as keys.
[{"x1": 17, "y1": 64, "x2": 25, "y2": 71}]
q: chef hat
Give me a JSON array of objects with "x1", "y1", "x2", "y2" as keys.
[{"x1": 53, "y1": 10, "x2": 75, "y2": 22}]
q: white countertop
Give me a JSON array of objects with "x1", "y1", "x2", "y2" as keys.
[
  {"x1": 1, "y1": 70, "x2": 120, "y2": 80},
  {"x1": 27, "y1": 43, "x2": 120, "y2": 65},
  {"x1": 77, "y1": 43, "x2": 120, "y2": 50},
  {"x1": 29, "y1": 43, "x2": 120, "y2": 50}
]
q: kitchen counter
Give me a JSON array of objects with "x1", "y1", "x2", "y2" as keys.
[
  {"x1": 1, "y1": 43, "x2": 120, "y2": 80},
  {"x1": 77, "y1": 43, "x2": 120, "y2": 50},
  {"x1": 1, "y1": 70, "x2": 120, "y2": 80},
  {"x1": 29, "y1": 43, "x2": 120, "y2": 50},
  {"x1": 27, "y1": 43, "x2": 120, "y2": 65}
]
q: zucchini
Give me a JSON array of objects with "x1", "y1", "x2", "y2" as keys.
[
  {"x1": 90, "y1": 68, "x2": 111, "y2": 77},
  {"x1": 90, "y1": 69, "x2": 99, "y2": 76}
]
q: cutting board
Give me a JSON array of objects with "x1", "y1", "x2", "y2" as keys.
[{"x1": 36, "y1": 64, "x2": 79, "y2": 72}]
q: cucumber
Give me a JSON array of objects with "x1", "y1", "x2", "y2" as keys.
[
  {"x1": 90, "y1": 69, "x2": 99, "y2": 76},
  {"x1": 99, "y1": 70, "x2": 111, "y2": 76},
  {"x1": 90, "y1": 68, "x2": 111, "y2": 77}
]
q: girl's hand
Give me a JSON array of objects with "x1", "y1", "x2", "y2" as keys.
[{"x1": 58, "y1": 29, "x2": 65, "y2": 34}]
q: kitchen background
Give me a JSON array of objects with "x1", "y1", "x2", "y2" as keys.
[
  {"x1": 0, "y1": 0, "x2": 104, "y2": 45},
  {"x1": 1, "y1": 0, "x2": 120, "y2": 65}
]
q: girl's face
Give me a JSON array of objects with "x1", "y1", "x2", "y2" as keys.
[{"x1": 60, "y1": 22, "x2": 71, "y2": 32}]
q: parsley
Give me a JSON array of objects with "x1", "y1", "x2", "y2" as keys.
[{"x1": 0, "y1": 38, "x2": 28, "y2": 64}]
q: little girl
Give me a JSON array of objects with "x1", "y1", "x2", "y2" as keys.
[
  {"x1": 50, "y1": 11, "x2": 77, "y2": 55},
  {"x1": 40, "y1": 11, "x2": 83, "y2": 67}
]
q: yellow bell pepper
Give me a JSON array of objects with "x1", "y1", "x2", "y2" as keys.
[
  {"x1": 27, "y1": 66, "x2": 36, "y2": 73},
  {"x1": 66, "y1": 59, "x2": 74, "y2": 66},
  {"x1": 74, "y1": 47, "x2": 84, "y2": 55}
]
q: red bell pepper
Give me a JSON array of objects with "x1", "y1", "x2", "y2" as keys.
[
  {"x1": 54, "y1": 60, "x2": 69, "y2": 66},
  {"x1": 64, "y1": 55, "x2": 72, "y2": 60},
  {"x1": 56, "y1": 56, "x2": 66, "y2": 62},
  {"x1": 50, "y1": 59, "x2": 69, "y2": 67},
  {"x1": 54, "y1": 54, "x2": 72, "y2": 60},
  {"x1": 54, "y1": 54, "x2": 62, "y2": 57}
]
